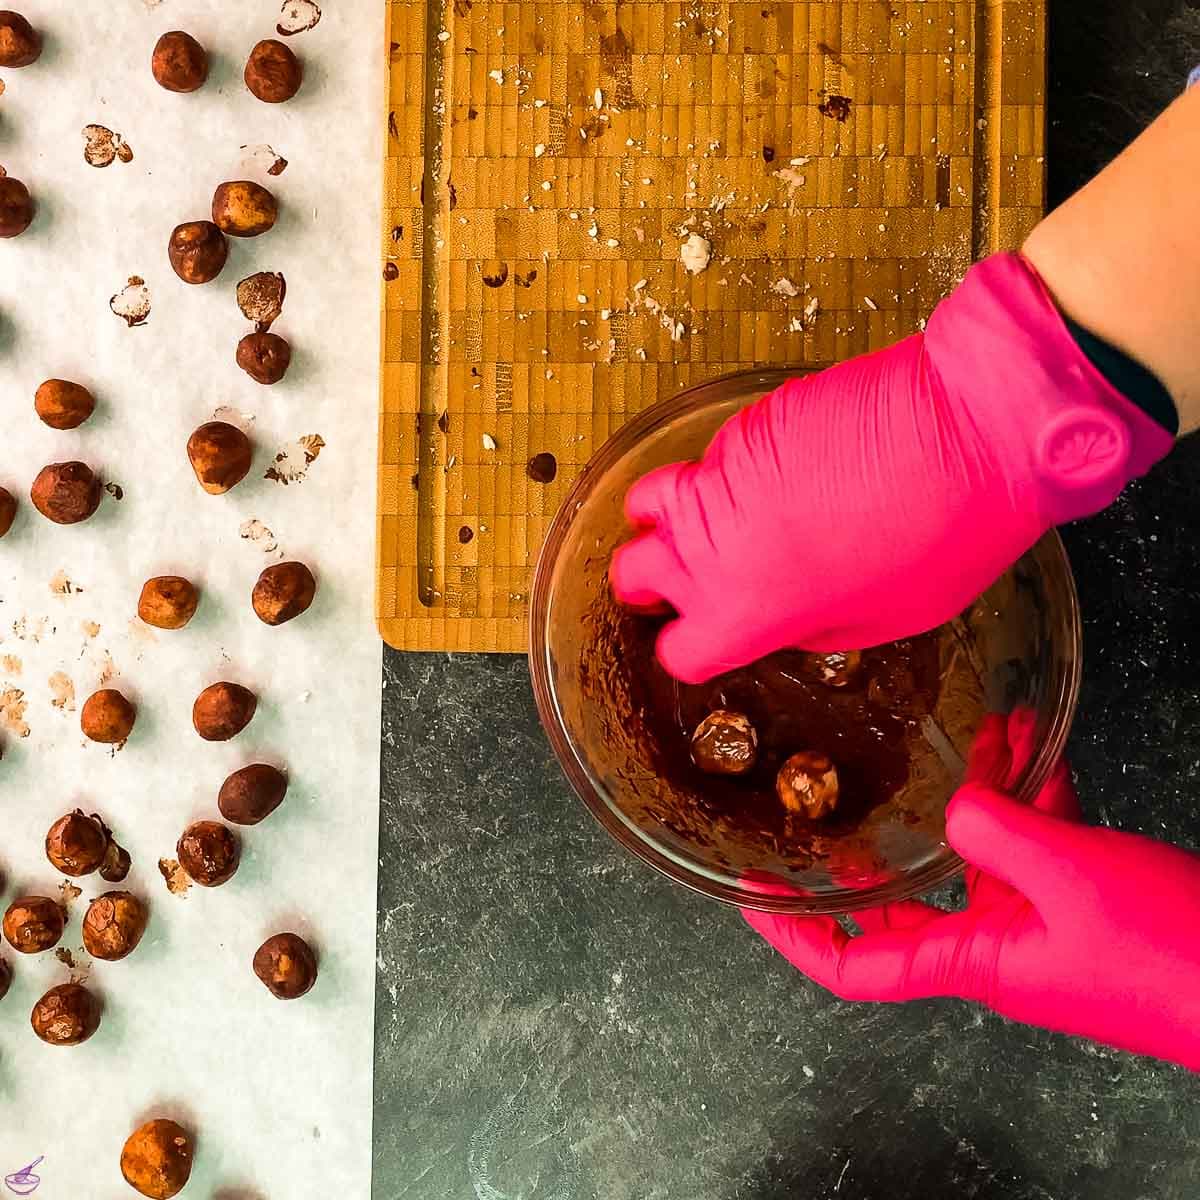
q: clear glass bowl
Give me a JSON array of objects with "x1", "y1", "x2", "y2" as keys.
[{"x1": 529, "y1": 369, "x2": 1082, "y2": 914}]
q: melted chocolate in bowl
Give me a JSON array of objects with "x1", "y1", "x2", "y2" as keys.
[{"x1": 579, "y1": 580, "x2": 988, "y2": 885}]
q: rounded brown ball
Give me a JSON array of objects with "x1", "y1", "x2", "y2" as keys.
[
  {"x1": 236, "y1": 331, "x2": 291, "y2": 384},
  {"x1": 31, "y1": 982, "x2": 100, "y2": 1046},
  {"x1": 0, "y1": 175, "x2": 33, "y2": 237},
  {"x1": 219, "y1": 763, "x2": 288, "y2": 825},
  {"x1": 82, "y1": 891, "x2": 147, "y2": 961},
  {"x1": 2, "y1": 895, "x2": 65, "y2": 953},
  {"x1": 245, "y1": 38, "x2": 302, "y2": 103},
  {"x1": 253, "y1": 932, "x2": 318, "y2": 999},
  {"x1": 252, "y1": 561, "x2": 316, "y2": 626},
  {"x1": 212, "y1": 180, "x2": 278, "y2": 238},
  {"x1": 0, "y1": 957, "x2": 11, "y2": 1003},
  {"x1": 151, "y1": 30, "x2": 208, "y2": 92},
  {"x1": 138, "y1": 576, "x2": 199, "y2": 629},
  {"x1": 0, "y1": 11, "x2": 40, "y2": 67},
  {"x1": 121, "y1": 1119, "x2": 193, "y2": 1200},
  {"x1": 34, "y1": 378, "x2": 95, "y2": 430},
  {"x1": 192, "y1": 681, "x2": 257, "y2": 741},
  {"x1": 0, "y1": 486, "x2": 15, "y2": 538},
  {"x1": 168, "y1": 220, "x2": 227, "y2": 284},
  {"x1": 776, "y1": 751, "x2": 840, "y2": 820},
  {"x1": 80, "y1": 688, "x2": 136, "y2": 743},
  {"x1": 187, "y1": 422, "x2": 252, "y2": 495},
  {"x1": 177, "y1": 820, "x2": 239, "y2": 887},
  {"x1": 30, "y1": 461, "x2": 102, "y2": 524},
  {"x1": 690, "y1": 710, "x2": 758, "y2": 777},
  {"x1": 45, "y1": 810, "x2": 109, "y2": 875}
]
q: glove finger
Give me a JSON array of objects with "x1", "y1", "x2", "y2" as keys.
[
  {"x1": 742, "y1": 909, "x2": 938, "y2": 1002},
  {"x1": 623, "y1": 462, "x2": 694, "y2": 529},
  {"x1": 853, "y1": 899, "x2": 942, "y2": 934},
  {"x1": 947, "y1": 783, "x2": 1081, "y2": 911},
  {"x1": 964, "y1": 712, "x2": 1013, "y2": 788},
  {"x1": 1030, "y1": 758, "x2": 1082, "y2": 822},
  {"x1": 609, "y1": 533, "x2": 688, "y2": 610},
  {"x1": 655, "y1": 615, "x2": 753, "y2": 684}
]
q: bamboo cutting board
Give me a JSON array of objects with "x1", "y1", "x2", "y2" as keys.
[{"x1": 378, "y1": 0, "x2": 1046, "y2": 652}]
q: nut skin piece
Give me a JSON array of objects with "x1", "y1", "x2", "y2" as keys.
[
  {"x1": 252, "y1": 561, "x2": 316, "y2": 626},
  {"x1": 34, "y1": 379, "x2": 95, "y2": 429},
  {"x1": 218, "y1": 763, "x2": 288, "y2": 825},
  {"x1": 3, "y1": 895, "x2": 65, "y2": 953},
  {"x1": 168, "y1": 220, "x2": 227, "y2": 284},
  {"x1": 236, "y1": 331, "x2": 291, "y2": 384},
  {"x1": 211, "y1": 180, "x2": 278, "y2": 237},
  {"x1": 151, "y1": 30, "x2": 208, "y2": 92},
  {"x1": 187, "y1": 422, "x2": 252, "y2": 494},
  {"x1": 776, "y1": 751, "x2": 840, "y2": 820},
  {"x1": 244, "y1": 38, "x2": 303, "y2": 103},
  {"x1": 30, "y1": 461, "x2": 102, "y2": 524},
  {"x1": 0, "y1": 175, "x2": 33, "y2": 237},
  {"x1": 138, "y1": 576, "x2": 199, "y2": 629},
  {"x1": 45, "y1": 810, "x2": 109, "y2": 875},
  {"x1": 691, "y1": 709, "x2": 758, "y2": 776},
  {"x1": 80, "y1": 688, "x2": 136, "y2": 743},
  {"x1": 0, "y1": 11, "x2": 39, "y2": 67},
  {"x1": 176, "y1": 820, "x2": 239, "y2": 887},
  {"x1": 192, "y1": 681, "x2": 257, "y2": 741},
  {"x1": 253, "y1": 932, "x2": 318, "y2": 999},
  {"x1": 31, "y1": 983, "x2": 101, "y2": 1046},
  {"x1": 0, "y1": 486, "x2": 15, "y2": 538},
  {"x1": 121, "y1": 1119, "x2": 194, "y2": 1200},
  {"x1": 82, "y1": 891, "x2": 147, "y2": 961}
]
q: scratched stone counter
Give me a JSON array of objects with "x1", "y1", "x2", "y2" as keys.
[{"x1": 372, "y1": 3, "x2": 1200, "y2": 1197}]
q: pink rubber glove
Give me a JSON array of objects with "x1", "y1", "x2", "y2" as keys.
[
  {"x1": 743, "y1": 718, "x2": 1200, "y2": 1070},
  {"x1": 611, "y1": 252, "x2": 1173, "y2": 683}
]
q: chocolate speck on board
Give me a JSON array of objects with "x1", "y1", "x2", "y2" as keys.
[
  {"x1": 818, "y1": 95, "x2": 853, "y2": 122},
  {"x1": 526, "y1": 453, "x2": 557, "y2": 485},
  {"x1": 383, "y1": 262, "x2": 399, "y2": 281},
  {"x1": 458, "y1": 526, "x2": 473, "y2": 544}
]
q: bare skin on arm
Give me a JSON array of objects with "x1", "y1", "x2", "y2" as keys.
[{"x1": 1024, "y1": 84, "x2": 1200, "y2": 434}]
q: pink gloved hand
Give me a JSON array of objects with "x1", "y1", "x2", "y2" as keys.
[
  {"x1": 743, "y1": 719, "x2": 1200, "y2": 1070},
  {"x1": 611, "y1": 252, "x2": 1173, "y2": 683}
]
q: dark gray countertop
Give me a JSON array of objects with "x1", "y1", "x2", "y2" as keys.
[{"x1": 374, "y1": 5, "x2": 1200, "y2": 1196}]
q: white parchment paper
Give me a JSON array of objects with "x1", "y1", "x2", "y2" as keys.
[{"x1": 0, "y1": 2, "x2": 384, "y2": 1193}]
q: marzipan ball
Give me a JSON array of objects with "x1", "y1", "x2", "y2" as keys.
[
  {"x1": 691, "y1": 710, "x2": 758, "y2": 776},
  {"x1": 0, "y1": 10, "x2": 40, "y2": 66},
  {"x1": 30, "y1": 461, "x2": 102, "y2": 524},
  {"x1": 236, "y1": 331, "x2": 291, "y2": 384},
  {"x1": 31, "y1": 982, "x2": 100, "y2": 1046},
  {"x1": 168, "y1": 220, "x2": 227, "y2": 284},
  {"x1": 2, "y1": 895, "x2": 65, "y2": 953},
  {"x1": 212, "y1": 180, "x2": 278, "y2": 237},
  {"x1": 177, "y1": 820, "x2": 239, "y2": 887},
  {"x1": 218, "y1": 763, "x2": 288, "y2": 825},
  {"x1": 253, "y1": 932, "x2": 318, "y2": 999},
  {"x1": 244, "y1": 38, "x2": 303, "y2": 103},
  {"x1": 45, "y1": 810, "x2": 109, "y2": 875},
  {"x1": 776, "y1": 751, "x2": 840, "y2": 820},
  {"x1": 192, "y1": 681, "x2": 257, "y2": 741},
  {"x1": 152, "y1": 30, "x2": 208, "y2": 92},
  {"x1": 82, "y1": 891, "x2": 147, "y2": 961},
  {"x1": 35, "y1": 379, "x2": 95, "y2": 430},
  {"x1": 0, "y1": 175, "x2": 33, "y2": 237},
  {"x1": 252, "y1": 561, "x2": 316, "y2": 626},
  {"x1": 187, "y1": 422, "x2": 252, "y2": 494},
  {"x1": 80, "y1": 688, "x2": 136, "y2": 743},
  {"x1": 0, "y1": 486, "x2": 15, "y2": 538},
  {"x1": 121, "y1": 1119, "x2": 193, "y2": 1199},
  {"x1": 138, "y1": 576, "x2": 199, "y2": 629}
]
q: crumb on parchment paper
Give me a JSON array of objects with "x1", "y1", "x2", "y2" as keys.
[
  {"x1": 0, "y1": 654, "x2": 21, "y2": 675},
  {"x1": 0, "y1": 686, "x2": 30, "y2": 738},
  {"x1": 110, "y1": 277, "x2": 150, "y2": 327},
  {"x1": 240, "y1": 518, "x2": 282, "y2": 557},
  {"x1": 48, "y1": 671, "x2": 75, "y2": 712},
  {"x1": 278, "y1": 0, "x2": 322, "y2": 36},
  {"x1": 158, "y1": 858, "x2": 191, "y2": 896},
  {"x1": 239, "y1": 143, "x2": 289, "y2": 176},
  {"x1": 82, "y1": 124, "x2": 133, "y2": 168},
  {"x1": 265, "y1": 434, "x2": 325, "y2": 485}
]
